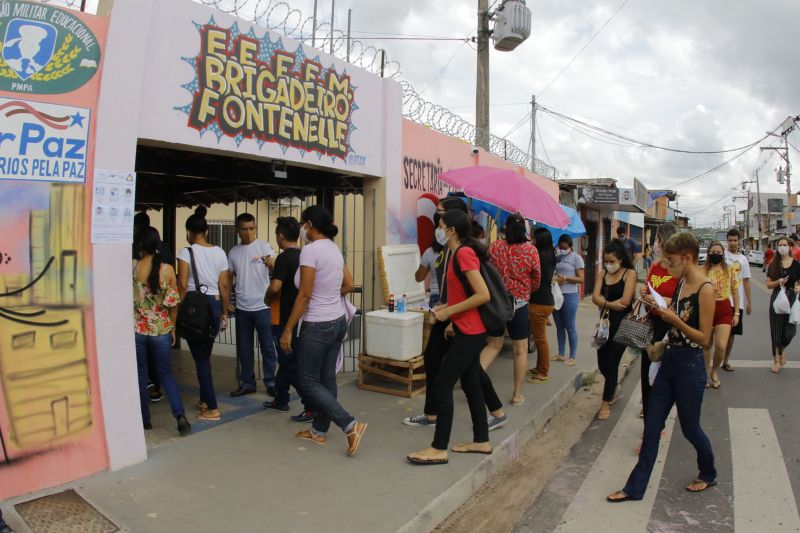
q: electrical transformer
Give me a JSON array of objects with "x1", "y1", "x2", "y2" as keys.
[{"x1": 492, "y1": 0, "x2": 532, "y2": 52}]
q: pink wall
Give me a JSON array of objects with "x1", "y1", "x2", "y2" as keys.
[{"x1": 390, "y1": 119, "x2": 559, "y2": 250}]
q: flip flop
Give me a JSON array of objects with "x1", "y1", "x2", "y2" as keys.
[
  {"x1": 686, "y1": 480, "x2": 717, "y2": 493},
  {"x1": 407, "y1": 455, "x2": 449, "y2": 465},
  {"x1": 722, "y1": 363, "x2": 735, "y2": 372},
  {"x1": 451, "y1": 444, "x2": 493, "y2": 455},
  {"x1": 710, "y1": 379, "x2": 721, "y2": 389},
  {"x1": 528, "y1": 376, "x2": 551, "y2": 384},
  {"x1": 597, "y1": 411, "x2": 611, "y2": 421},
  {"x1": 606, "y1": 491, "x2": 637, "y2": 503}
]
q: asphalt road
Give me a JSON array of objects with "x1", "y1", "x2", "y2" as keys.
[{"x1": 515, "y1": 267, "x2": 800, "y2": 533}]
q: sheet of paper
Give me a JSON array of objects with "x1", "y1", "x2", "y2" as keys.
[
  {"x1": 648, "y1": 283, "x2": 668, "y2": 308},
  {"x1": 91, "y1": 170, "x2": 136, "y2": 244}
]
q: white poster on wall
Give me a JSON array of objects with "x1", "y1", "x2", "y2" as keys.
[{"x1": 91, "y1": 170, "x2": 136, "y2": 244}]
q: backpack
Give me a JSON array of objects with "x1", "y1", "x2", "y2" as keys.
[
  {"x1": 176, "y1": 247, "x2": 214, "y2": 346},
  {"x1": 451, "y1": 246, "x2": 515, "y2": 332}
]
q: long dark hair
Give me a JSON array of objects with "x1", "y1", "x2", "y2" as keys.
[
  {"x1": 301, "y1": 204, "x2": 339, "y2": 239},
  {"x1": 440, "y1": 209, "x2": 487, "y2": 261},
  {"x1": 186, "y1": 205, "x2": 209, "y2": 236},
  {"x1": 439, "y1": 196, "x2": 468, "y2": 213},
  {"x1": 768, "y1": 237, "x2": 791, "y2": 280},
  {"x1": 504, "y1": 213, "x2": 528, "y2": 245},
  {"x1": 603, "y1": 238, "x2": 634, "y2": 270},
  {"x1": 534, "y1": 227, "x2": 555, "y2": 264},
  {"x1": 139, "y1": 227, "x2": 165, "y2": 294}
]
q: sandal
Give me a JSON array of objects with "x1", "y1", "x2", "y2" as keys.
[
  {"x1": 552, "y1": 355, "x2": 565, "y2": 362},
  {"x1": 686, "y1": 479, "x2": 717, "y2": 493},
  {"x1": 772, "y1": 362, "x2": 780, "y2": 374},
  {"x1": 511, "y1": 395, "x2": 526, "y2": 406},
  {"x1": 528, "y1": 376, "x2": 550, "y2": 384},
  {"x1": 710, "y1": 378, "x2": 721, "y2": 389},
  {"x1": 722, "y1": 363, "x2": 735, "y2": 372},
  {"x1": 451, "y1": 443, "x2": 493, "y2": 455},
  {"x1": 597, "y1": 410, "x2": 611, "y2": 421},
  {"x1": 607, "y1": 491, "x2": 637, "y2": 503},
  {"x1": 407, "y1": 451, "x2": 449, "y2": 465},
  {"x1": 564, "y1": 359, "x2": 576, "y2": 366}
]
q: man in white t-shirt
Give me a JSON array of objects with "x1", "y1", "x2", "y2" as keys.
[
  {"x1": 228, "y1": 213, "x2": 278, "y2": 397},
  {"x1": 723, "y1": 228, "x2": 751, "y2": 372}
]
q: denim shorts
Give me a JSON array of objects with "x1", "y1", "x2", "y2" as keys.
[{"x1": 488, "y1": 304, "x2": 530, "y2": 340}]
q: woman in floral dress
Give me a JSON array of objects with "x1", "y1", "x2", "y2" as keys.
[{"x1": 134, "y1": 227, "x2": 191, "y2": 436}]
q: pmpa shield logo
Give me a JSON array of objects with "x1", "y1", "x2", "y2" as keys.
[
  {"x1": 0, "y1": 1, "x2": 102, "y2": 94},
  {"x1": 2, "y1": 20, "x2": 57, "y2": 80}
]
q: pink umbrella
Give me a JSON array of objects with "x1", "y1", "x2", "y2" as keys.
[{"x1": 438, "y1": 166, "x2": 570, "y2": 228}]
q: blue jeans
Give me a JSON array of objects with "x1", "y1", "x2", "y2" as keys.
[
  {"x1": 135, "y1": 332, "x2": 185, "y2": 423},
  {"x1": 297, "y1": 316, "x2": 354, "y2": 435},
  {"x1": 235, "y1": 308, "x2": 278, "y2": 389},
  {"x1": 186, "y1": 297, "x2": 221, "y2": 410},
  {"x1": 273, "y1": 323, "x2": 312, "y2": 410},
  {"x1": 553, "y1": 292, "x2": 579, "y2": 359},
  {"x1": 623, "y1": 346, "x2": 716, "y2": 499}
]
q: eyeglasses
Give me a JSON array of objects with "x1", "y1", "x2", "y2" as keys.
[{"x1": 662, "y1": 256, "x2": 680, "y2": 268}]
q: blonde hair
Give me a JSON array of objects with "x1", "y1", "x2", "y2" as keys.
[{"x1": 662, "y1": 231, "x2": 700, "y2": 260}]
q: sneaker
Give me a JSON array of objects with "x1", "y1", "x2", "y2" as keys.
[
  {"x1": 263, "y1": 400, "x2": 289, "y2": 412},
  {"x1": 290, "y1": 410, "x2": 315, "y2": 423},
  {"x1": 346, "y1": 421, "x2": 368, "y2": 457},
  {"x1": 177, "y1": 415, "x2": 191, "y2": 436},
  {"x1": 196, "y1": 409, "x2": 221, "y2": 421},
  {"x1": 403, "y1": 414, "x2": 436, "y2": 427},
  {"x1": 149, "y1": 390, "x2": 164, "y2": 403},
  {"x1": 487, "y1": 414, "x2": 508, "y2": 432}
]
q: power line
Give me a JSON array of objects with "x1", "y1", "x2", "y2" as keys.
[
  {"x1": 350, "y1": 36, "x2": 469, "y2": 41},
  {"x1": 538, "y1": 0, "x2": 631, "y2": 96},
  {"x1": 503, "y1": 111, "x2": 533, "y2": 139},
  {"x1": 418, "y1": 41, "x2": 469, "y2": 95},
  {"x1": 536, "y1": 120, "x2": 553, "y2": 167},
  {"x1": 669, "y1": 143, "x2": 763, "y2": 188}
]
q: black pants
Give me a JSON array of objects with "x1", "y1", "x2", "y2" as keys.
[
  {"x1": 598, "y1": 338, "x2": 626, "y2": 402},
  {"x1": 430, "y1": 327, "x2": 489, "y2": 450},
  {"x1": 424, "y1": 321, "x2": 503, "y2": 417},
  {"x1": 273, "y1": 324, "x2": 312, "y2": 410}
]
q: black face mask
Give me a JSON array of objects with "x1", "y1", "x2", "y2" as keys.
[{"x1": 708, "y1": 253, "x2": 724, "y2": 265}]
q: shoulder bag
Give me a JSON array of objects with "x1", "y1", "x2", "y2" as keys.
[{"x1": 176, "y1": 247, "x2": 214, "y2": 346}]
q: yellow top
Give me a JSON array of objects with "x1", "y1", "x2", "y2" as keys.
[{"x1": 707, "y1": 265, "x2": 739, "y2": 302}]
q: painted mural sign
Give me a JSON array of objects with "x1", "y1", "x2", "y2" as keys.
[
  {"x1": 182, "y1": 18, "x2": 356, "y2": 160},
  {"x1": 0, "y1": 3, "x2": 107, "y2": 501},
  {"x1": 0, "y1": 0, "x2": 101, "y2": 94},
  {"x1": 0, "y1": 97, "x2": 89, "y2": 182}
]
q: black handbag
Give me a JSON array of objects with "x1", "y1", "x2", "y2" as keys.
[
  {"x1": 613, "y1": 300, "x2": 654, "y2": 350},
  {"x1": 176, "y1": 247, "x2": 214, "y2": 347}
]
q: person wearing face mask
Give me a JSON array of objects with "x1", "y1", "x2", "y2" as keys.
[
  {"x1": 552, "y1": 235, "x2": 585, "y2": 366},
  {"x1": 591, "y1": 239, "x2": 637, "y2": 420},
  {"x1": 722, "y1": 228, "x2": 751, "y2": 372},
  {"x1": 703, "y1": 241, "x2": 739, "y2": 388},
  {"x1": 641, "y1": 222, "x2": 679, "y2": 420},
  {"x1": 415, "y1": 220, "x2": 445, "y2": 308},
  {"x1": 766, "y1": 237, "x2": 800, "y2": 374},
  {"x1": 608, "y1": 231, "x2": 717, "y2": 503}
]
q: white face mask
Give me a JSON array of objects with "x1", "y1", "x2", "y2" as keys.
[
  {"x1": 435, "y1": 227, "x2": 448, "y2": 246},
  {"x1": 653, "y1": 242, "x2": 661, "y2": 257},
  {"x1": 779, "y1": 245, "x2": 791, "y2": 257},
  {"x1": 605, "y1": 262, "x2": 620, "y2": 273},
  {"x1": 299, "y1": 225, "x2": 310, "y2": 244},
  {"x1": 557, "y1": 248, "x2": 569, "y2": 256}
]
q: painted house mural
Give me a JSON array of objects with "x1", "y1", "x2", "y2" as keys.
[{"x1": 0, "y1": 1, "x2": 108, "y2": 499}]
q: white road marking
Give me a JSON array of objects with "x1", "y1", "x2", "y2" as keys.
[
  {"x1": 728, "y1": 360, "x2": 800, "y2": 369},
  {"x1": 554, "y1": 381, "x2": 677, "y2": 532},
  {"x1": 730, "y1": 408, "x2": 800, "y2": 533}
]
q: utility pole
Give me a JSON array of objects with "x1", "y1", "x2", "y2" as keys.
[
  {"x1": 475, "y1": 0, "x2": 490, "y2": 150},
  {"x1": 529, "y1": 94, "x2": 536, "y2": 171},
  {"x1": 311, "y1": 0, "x2": 318, "y2": 48},
  {"x1": 762, "y1": 116, "x2": 798, "y2": 234},
  {"x1": 755, "y1": 170, "x2": 763, "y2": 247},
  {"x1": 329, "y1": 0, "x2": 335, "y2": 55}
]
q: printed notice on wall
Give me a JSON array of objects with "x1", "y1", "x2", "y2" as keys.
[{"x1": 91, "y1": 170, "x2": 136, "y2": 243}]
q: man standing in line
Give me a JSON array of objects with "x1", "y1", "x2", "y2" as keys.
[
  {"x1": 228, "y1": 213, "x2": 278, "y2": 397},
  {"x1": 263, "y1": 217, "x2": 314, "y2": 422},
  {"x1": 723, "y1": 228, "x2": 752, "y2": 372},
  {"x1": 617, "y1": 225, "x2": 640, "y2": 265}
]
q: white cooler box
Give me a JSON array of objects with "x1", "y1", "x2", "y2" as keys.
[{"x1": 365, "y1": 309, "x2": 424, "y2": 361}]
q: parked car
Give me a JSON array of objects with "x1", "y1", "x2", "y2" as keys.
[
  {"x1": 748, "y1": 250, "x2": 764, "y2": 266},
  {"x1": 698, "y1": 247, "x2": 707, "y2": 265}
]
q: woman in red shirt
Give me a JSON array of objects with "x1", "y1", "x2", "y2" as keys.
[
  {"x1": 641, "y1": 222, "x2": 679, "y2": 420},
  {"x1": 480, "y1": 214, "x2": 541, "y2": 406},
  {"x1": 407, "y1": 209, "x2": 492, "y2": 465}
]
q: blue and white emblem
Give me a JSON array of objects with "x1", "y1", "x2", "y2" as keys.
[{"x1": 2, "y1": 19, "x2": 58, "y2": 81}]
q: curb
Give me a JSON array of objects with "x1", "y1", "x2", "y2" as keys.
[{"x1": 396, "y1": 367, "x2": 592, "y2": 533}]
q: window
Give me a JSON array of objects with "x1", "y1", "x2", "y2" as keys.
[{"x1": 207, "y1": 220, "x2": 237, "y2": 254}]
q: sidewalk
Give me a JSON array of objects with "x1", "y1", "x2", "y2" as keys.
[{"x1": 1, "y1": 300, "x2": 605, "y2": 533}]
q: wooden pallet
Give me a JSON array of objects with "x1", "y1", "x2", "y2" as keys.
[{"x1": 358, "y1": 353, "x2": 426, "y2": 398}]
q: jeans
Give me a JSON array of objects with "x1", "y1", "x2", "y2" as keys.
[
  {"x1": 553, "y1": 292, "x2": 579, "y2": 359},
  {"x1": 297, "y1": 316, "x2": 354, "y2": 435},
  {"x1": 431, "y1": 327, "x2": 489, "y2": 450},
  {"x1": 598, "y1": 337, "x2": 626, "y2": 402},
  {"x1": 235, "y1": 309, "x2": 278, "y2": 389},
  {"x1": 423, "y1": 321, "x2": 503, "y2": 417},
  {"x1": 135, "y1": 332, "x2": 185, "y2": 423},
  {"x1": 623, "y1": 346, "x2": 716, "y2": 499},
  {"x1": 529, "y1": 304, "x2": 554, "y2": 376},
  {"x1": 186, "y1": 296, "x2": 221, "y2": 410},
  {"x1": 273, "y1": 323, "x2": 312, "y2": 410}
]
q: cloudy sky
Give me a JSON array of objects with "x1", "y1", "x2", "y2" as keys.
[{"x1": 81, "y1": 0, "x2": 800, "y2": 226}]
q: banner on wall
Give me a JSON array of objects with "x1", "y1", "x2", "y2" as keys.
[{"x1": 0, "y1": 0, "x2": 108, "y2": 500}]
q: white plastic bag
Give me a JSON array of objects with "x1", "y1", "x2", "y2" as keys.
[
  {"x1": 648, "y1": 361, "x2": 661, "y2": 386},
  {"x1": 552, "y1": 282, "x2": 564, "y2": 311},
  {"x1": 790, "y1": 298, "x2": 800, "y2": 324},
  {"x1": 773, "y1": 288, "x2": 791, "y2": 315}
]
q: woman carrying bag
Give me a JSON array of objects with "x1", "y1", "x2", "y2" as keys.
[
  {"x1": 591, "y1": 239, "x2": 637, "y2": 420},
  {"x1": 703, "y1": 241, "x2": 739, "y2": 388},
  {"x1": 766, "y1": 237, "x2": 800, "y2": 374}
]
